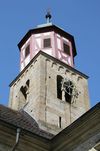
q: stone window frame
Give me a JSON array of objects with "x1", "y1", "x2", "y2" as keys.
[
  {"x1": 20, "y1": 79, "x2": 30, "y2": 100},
  {"x1": 57, "y1": 75, "x2": 73, "y2": 103}
]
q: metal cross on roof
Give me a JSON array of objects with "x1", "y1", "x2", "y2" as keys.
[{"x1": 45, "y1": 10, "x2": 52, "y2": 23}]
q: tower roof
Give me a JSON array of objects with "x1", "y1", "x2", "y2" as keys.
[{"x1": 18, "y1": 24, "x2": 77, "y2": 57}]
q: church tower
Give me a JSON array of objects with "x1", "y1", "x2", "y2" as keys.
[{"x1": 9, "y1": 13, "x2": 90, "y2": 134}]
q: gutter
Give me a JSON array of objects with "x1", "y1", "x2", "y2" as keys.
[{"x1": 11, "y1": 128, "x2": 21, "y2": 151}]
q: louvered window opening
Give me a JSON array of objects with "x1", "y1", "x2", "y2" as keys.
[
  {"x1": 44, "y1": 38, "x2": 51, "y2": 48},
  {"x1": 63, "y1": 43, "x2": 70, "y2": 56}
]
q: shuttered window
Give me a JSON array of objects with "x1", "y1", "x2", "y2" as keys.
[
  {"x1": 63, "y1": 43, "x2": 70, "y2": 56},
  {"x1": 43, "y1": 38, "x2": 51, "y2": 48},
  {"x1": 25, "y1": 45, "x2": 30, "y2": 58}
]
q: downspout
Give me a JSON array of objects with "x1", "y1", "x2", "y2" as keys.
[{"x1": 11, "y1": 128, "x2": 21, "y2": 151}]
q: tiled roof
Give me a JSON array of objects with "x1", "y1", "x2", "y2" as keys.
[{"x1": 0, "y1": 104, "x2": 54, "y2": 139}]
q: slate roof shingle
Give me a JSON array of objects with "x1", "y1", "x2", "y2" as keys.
[{"x1": 0, "y1": 104, "x2": 54, "y2": 139}]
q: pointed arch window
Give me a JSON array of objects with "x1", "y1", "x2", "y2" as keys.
[
  {"x1": 57, "y1": 76, "x2": 73, "y2": 103},
  {"x1": 20, "y1": 80, "x2": 30, "y2": 100},
  {"x1": 64, "y1": 80, "x2": 73, "y2": 103},
  {"x1": 57, "y1": 75, "x2": 63, "y2": 100}
]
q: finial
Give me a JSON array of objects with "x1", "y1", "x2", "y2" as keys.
[{"x1": 45, "y1": 9, "x2": 52, "y2": 23}]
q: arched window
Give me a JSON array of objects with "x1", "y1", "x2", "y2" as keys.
[
  {"x1": 20, "y1": 80, "x2": 30, "y2": 100},
  {"x1": 57, "y1": 75, "x2": 63, "y2": 100},
  {"x1": 20, "y1": 86, "x2": 27, "y2": 99},
  {"x1": 57, "y1": 76, "x2": 74, "y2": 103},
  {"x1": 64, "y1": 80, "x2": 73, "y2": 103}
]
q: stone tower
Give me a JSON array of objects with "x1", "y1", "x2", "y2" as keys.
[{"x1": 9, "y1": 16, "x2": 90, "y2": 134}]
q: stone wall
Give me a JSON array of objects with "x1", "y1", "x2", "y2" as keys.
[{"x1": 9, "y1": 52, "x2": 90, "y2": 135}]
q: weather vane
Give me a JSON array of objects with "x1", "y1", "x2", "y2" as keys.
[{"x1": 45, "y1": 9, "x2": 52, "y2": 23}]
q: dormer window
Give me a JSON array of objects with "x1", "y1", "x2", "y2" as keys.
[
  {"x1": 25, "y1": 45, "x2": 30, "y2": 58},
  {"x1": 63, "y1": 42, "x2": 70, "y2": 56},
  {"x1": 43, "y1": 38, "x2": 51, "y2": 48}
]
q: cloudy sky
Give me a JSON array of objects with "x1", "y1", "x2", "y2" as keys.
[{"x1": 0, "y1": 0, "x2": 100, "y2": 107}]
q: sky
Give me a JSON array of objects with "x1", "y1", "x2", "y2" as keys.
[{"x1": 0, "y1": 0, "x2": 100, "y2": 107}]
